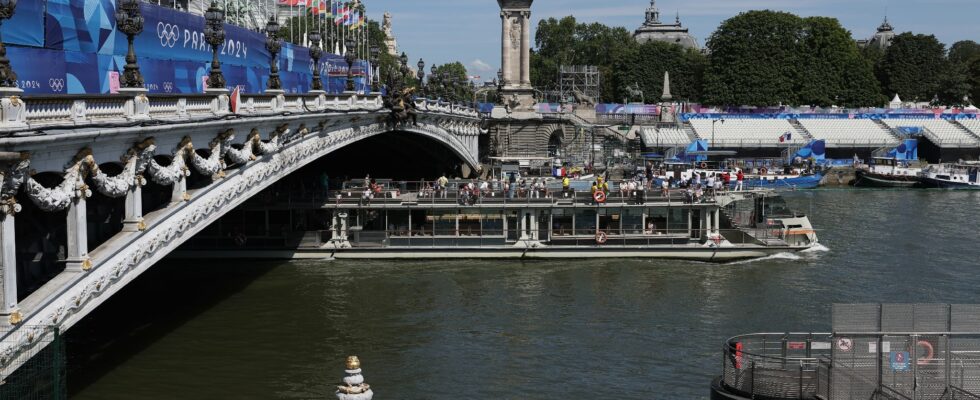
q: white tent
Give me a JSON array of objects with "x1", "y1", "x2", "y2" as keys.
[{"x1": 888, "y1": 94, "x2": 902, "y2": 109}]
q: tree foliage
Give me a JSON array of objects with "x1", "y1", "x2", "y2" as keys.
[
  {"x1": 531, "y1": 16, "x2": 635, "y2": 101},
  {"x1": 612, "y1": 41, "x2": 705, "y2": 103},
  {"x1": 702, "y1": 11, "x2": 880, "y2": 107},
  {"x1": 879, "y1": 33, "x2": 947, "y2": 103}
]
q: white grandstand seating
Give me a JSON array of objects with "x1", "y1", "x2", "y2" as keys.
[
  {"x1": 639, "y1": 127, "x2": 692, "y2": 146},
  {"x1": 688, "y1": 119, "x2": 804, "y2": 147},
  {"x1": 882, "y1": 119, "x2": 979, "y2": 146},
  {"x1": 958, "y1": 120, "x2": 980, "y2": 137},
  {"x1": 796, "y1": 119, "x2": 899, "y2": 146}
]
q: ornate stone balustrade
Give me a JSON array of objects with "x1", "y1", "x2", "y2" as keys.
[{"x1": 1, "y1": 92, "x2": 459, "y2": 133}]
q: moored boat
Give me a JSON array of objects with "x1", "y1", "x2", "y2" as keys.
[
  {"x1": 853, "y1": 157, "x2": 922, "y2": 188},
  {"x1": 920, "y1": 162, "x2": 980, "y2": 189}
]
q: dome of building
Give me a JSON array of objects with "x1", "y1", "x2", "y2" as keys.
[{"x1": 633, "y1": 0, "x2": 699, "y2": 50}]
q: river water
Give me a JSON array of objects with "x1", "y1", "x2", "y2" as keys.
[{"x1": 67, "y1": 190, "x2": 978, "y2": 399}]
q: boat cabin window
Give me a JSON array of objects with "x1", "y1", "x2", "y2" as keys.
[
  {"x1": 458, "y1": 213, "x2": 481, "y2": 236},
  {"x1": 622, "y1": 209, "x2": 644, "y2": 234},
  {"x1": 481, "y1": 211, "x2": 504, "y2": 236},
  {"x1": 646, "y1": 208, "x2": 669, "y2": 235},
  {"x1": 754, "y1": 196, "x2": 794, "y2": 222},
  {"x1": 597, "y1": 208, "x2": 620, "y2": 235},
  {"x1": 574, "y1": 209, "x2": 597, "y2": 235},
  {"x1": 427, "y1": 211, "x2": 457, "y2": 236},
  {"x1": 552, "y1": 209, "x2": 573, "y2": 236}
]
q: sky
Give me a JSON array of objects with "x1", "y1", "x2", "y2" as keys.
[{"x1": 364, "y1": 0, "x2": 978, "y2": 82}]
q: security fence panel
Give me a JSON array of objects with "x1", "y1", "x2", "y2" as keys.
[
  {"x1": 879, "y1": 335, "x2": 915, "y2": 399},
  {"x1": 912, "y1": 303, "x2": 951, "y2": 333},
  {"x1": 951, "y1": 305, "x2": 980, "y2": 332},
  {"x1": 833, "y1": 303, "x2": 881, "y2": 333}
]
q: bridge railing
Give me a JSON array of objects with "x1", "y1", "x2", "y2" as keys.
[{"x1": 0, "y1": 91, "x2": 480, "y2": 134}]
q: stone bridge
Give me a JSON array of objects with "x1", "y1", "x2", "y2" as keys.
[{"x1": 0, "y1": 91, "x2": 484, "y2": 373}]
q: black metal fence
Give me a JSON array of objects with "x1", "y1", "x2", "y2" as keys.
[{"x1": 0, "y1": 327, "x2": 66, "y2": 400}]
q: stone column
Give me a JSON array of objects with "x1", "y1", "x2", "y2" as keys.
[
  {"x1": 171, "y1": 175, "x2": 186, "y2": 203},
  {"x1": 520, "y1": 11, "x2": 531, "y2": 86},
  {"x1": 66, "y1": 196, "x2": 90, "y2": 271},
  {"x1": 122, "y1": 182, "x2": 143, "y2": 232},
  {"x1": 0, "y1": 213, "x2": 18, "y2": 316},
  {"x1": 500, "y1": 12, "x2": 512, "y2": 86}
]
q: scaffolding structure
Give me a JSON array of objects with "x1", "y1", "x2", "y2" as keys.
[{"x1": 558, "y1": 65, "x2": 601, "y2": 104}]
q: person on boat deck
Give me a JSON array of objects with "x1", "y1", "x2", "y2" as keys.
[
  {"x1": 562, "y1": 176, "x2": 570, "y2": 194},
  {"x1": 600, "y1": 179, "x2": 610, "y2": 194},
  {"x1": 694, "y1": 172, "x2": 702, "y2": 187},
  {"x1": 736, "y1": 169, "x2": 745, "y2": 191},
  {"x1": 590, "y1": 181, "x2": 599, "y2": 197},
  {"x1": 437, "y1": 174, "x2": 449, "y2": 198},
  {"x1": 645, "y1": 221, "x2": 656, "y2": 234},
  {"x1": 706, "y1": 174, "x2": 715, "y2": 197},
  {"x1": 619, "y1": 180, "x2": 629, "y2": 198},
  {"x1": 479, "y1": 180, "x2": 489, "y2": 196},
  {"x1": 721, "y1": 171, "x2": 731, "y2": 191},
  {"x1": 661, "y1": 179, "x2": 669, "y2": 197}
]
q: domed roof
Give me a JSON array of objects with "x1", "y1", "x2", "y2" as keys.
[{"x1": 633, "y1": 1, "x2": 699, "y2": 50}]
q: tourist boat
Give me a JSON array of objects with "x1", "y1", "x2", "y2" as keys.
[
  {"x1": 919, "y1": 162, "x2": 980, "y2": 189},
  {"x1": 853, "y1": 157, "x2": 922, "y2": 188},
  {"x1": 738, "y1": 170, "x2": 824, "y2": 190},
  {"x1": 659, "y1": 161, "x2": 824, "y2": 190},
  {"x1": 188, "y1": 183, "x2": 819, "y2": 262}
]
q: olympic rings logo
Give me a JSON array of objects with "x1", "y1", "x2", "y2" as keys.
[
  {"x1": 48, "y1": 78, "x2": 65, "y2": 92},
  {"x1": 157, "y1": 22, "x2": 180, "y2": 48},
  {"x1": 162, "y1": 82, "x2": 174, "y2": 93}
]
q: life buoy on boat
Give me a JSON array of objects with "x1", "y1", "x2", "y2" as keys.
[
  {"x1": 700, "y1": 162, "x2": 708, "y2": 169},
  {"x1": 916, "y1": 340, "x2": 935, "y2": 365},
  {"x1": 760, "y1": 167, "x2": 768, "y2": 175},
  {"x1": 593, "y1": 191, "x2": 607, "y2": 203},
  {"x1": 595, "y1": 230, "x2": 608, "y2": 244}
]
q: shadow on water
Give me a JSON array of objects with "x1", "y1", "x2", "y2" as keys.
[{"x1": 65, "y1": 259, "x2": 278, "y2": 397}]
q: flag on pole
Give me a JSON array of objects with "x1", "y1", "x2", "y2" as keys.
[
  {"x1": 335, "y1": 2, "x2": 348, "y2": 25},
  {"x1": 779, "y1": 132, "x2": 792, "y2": 143}
]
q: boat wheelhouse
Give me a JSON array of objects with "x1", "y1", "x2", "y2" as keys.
[{"x1": 920, "y1": 162, "x2": 980, "y2": 189}]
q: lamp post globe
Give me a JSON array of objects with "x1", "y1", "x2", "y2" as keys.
[
  {"x1": 344, "y1": 38, "x2": 356, "y2": 92},
  {"x1": 264, "y1": 16, "x2": 283, "y2": 93},
  {"x1": 416, "y1": 58, "x2": 425, "y2": 97},
  {"x1": 203, "y1": 1, "x2": 227, "y2": 92}
]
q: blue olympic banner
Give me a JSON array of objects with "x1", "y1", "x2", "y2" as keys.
[
  {"x1": 10, "y1": 0, "x2": 370, "y2": 95},
  {"x1": 596, "y1": 104, "x2": 660, "y2": 115},
  {"x1": 0, "y1": 0, "x2": 44, "y2": 47},
  {"x1": 681, "y1": 113, "x2": 977, "y2": 121}
]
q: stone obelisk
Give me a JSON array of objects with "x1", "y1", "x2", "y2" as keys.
[{"x1": 497, "y1": 0, "x2": 536, "y2": 112}]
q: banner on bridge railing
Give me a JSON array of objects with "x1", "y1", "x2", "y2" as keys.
[{"x1": 7, "y1": 0, "x2": 369, "y2": 95}]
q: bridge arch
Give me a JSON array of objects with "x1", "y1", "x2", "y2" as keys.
[{"x1": 0, "y1": 114, "x2": 484, "y2": 366}]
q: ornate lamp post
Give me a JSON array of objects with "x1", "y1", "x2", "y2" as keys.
[
  {"x1": 416, "y1": 58, "x2": 425, "y2": 98},
  {"x1": 398, "y1": 52, "x2": 410, "y2": 86},
  {"x1": 308, "y1": 30, "x2": 324, "y2": 92},
  {"x1": 369, "y1": 45, "x2": 380, "y2": 94},
  {"x1": 344, "y1": 37, "x2": 356, "y2": 92},
  {"x1": 203, "y1": 2, "x2": 227, "y2": 93},
  {"x1": 264, "y1": 16, "x2": 283, "y2": 93},
  {"x1": 115, "y1": 0, "x2": 145, "y2": 92},
  {"x1": 0, "y1": 0, "x2": 20, "y2": 92}
]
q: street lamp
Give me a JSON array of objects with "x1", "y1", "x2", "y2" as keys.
[
  {"x1": 416, "y1": 58, "x2": 425, "y2": 97},
  {"x1": 711, "y1": 118, "x2": 724, "y2": 149},
  {"x1": 369, "y1": 45, "x2": 380, "y2": 94},
  {"x1": 308, "y1": 30, "x2": 324, "y2": 92},
  {"x1": 116, "y1": 0, "x2": 145, "y2": 92},
  {"x1": 203, "y1": 1, "x2": 227, "y2": 93},
  {"x1": 265, "y1": 16, "x2": 283, "y2": 93},
  {"x1": 344, "y1": 37, "x2": 356, "y2": 92},
  {"x1": 0, "y1": 0, "x2": 19, "y2": 91}
]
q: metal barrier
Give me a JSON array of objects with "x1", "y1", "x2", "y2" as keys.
[
  {"x1": 720, "y1": 332, "x2": 980, "y2": 400},
  {"x1": 0, "y1": 326, "x2": 65, "y2": 400}
]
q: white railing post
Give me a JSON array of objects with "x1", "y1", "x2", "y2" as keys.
[
  {"x1": 122, "y1": 179, "x2": 144, "y2": 232},
  {"x1": 65, "y1": 195, "x2": 91, "y2": 272},
  {"x1": 124, "y1": 94, "x2": 151, "y2": 121},
  {"x1": 0, "y1": 95, "x2": 27, "y2": 129},
  {"x1": 0, "y1": 209, "x2": 19, "y2": 322}
]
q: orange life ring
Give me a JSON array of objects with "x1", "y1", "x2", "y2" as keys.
[
  {"x1": 700, "y1": 162, "x2": 708, "y2": 169},
  {"x1": 595, "y1": 230, "x2": 608, "y2": 244},
  {"x1": 760, "y1": 167, "x2": 768, "y2": 175},
  {"x1": 916, "y1": 340, "x2": 934, "y2": 365},
  {"x1": 593, "y1": 191, "x2": 607, "y2": 203}
]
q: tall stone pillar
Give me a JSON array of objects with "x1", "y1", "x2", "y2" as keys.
[
  {"x1": 496, "y1": 0, "x2": 536, "y2": 112},
  {"x1": 0, "y1": 213, "x2": 18, "y2": 318},
  {"x1": 520, "y1": 11, "x2": 531, "y2": 85},
  {"x1": 66, "y1": 196, "x2": 90, "y2": 271}
]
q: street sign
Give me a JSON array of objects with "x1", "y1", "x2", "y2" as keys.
[{"x1": 836, "y1": 337, "x2": 853, "y2": 352}]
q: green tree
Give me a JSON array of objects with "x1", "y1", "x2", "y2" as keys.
[
  {"x1": 428, "y1": 62, "x2": 474, "y2": 102},
  {"x1": 611, "y1": 41, "x2": 705, "y2": 103},
  {"x1": 971, "y1": 58, "x2": 980, "y2": 104},
  {"x1": 879, "y1": 33, "x2": 946, "y2": 103},
  {"x1": 702, "y1": 10, "x2": 805, "y2": 106},
  {"x1": 948, "y1": 40, "x2": 980, "y2": 65}
]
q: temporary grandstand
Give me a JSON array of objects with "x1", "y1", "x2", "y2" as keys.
[
  {"x1": 687, "y1": 118, "x2": 808, "y2": 147},
  {"x1": 881, "y1": 118, "x2": 980, "y2": 148},
  {"x1": 796, "y1": 119, "x2": 899, "y2": 147}
]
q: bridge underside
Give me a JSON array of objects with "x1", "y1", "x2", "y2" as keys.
[{"x1": 0, "y1": 95, "x2": 484, "y2": 376}]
